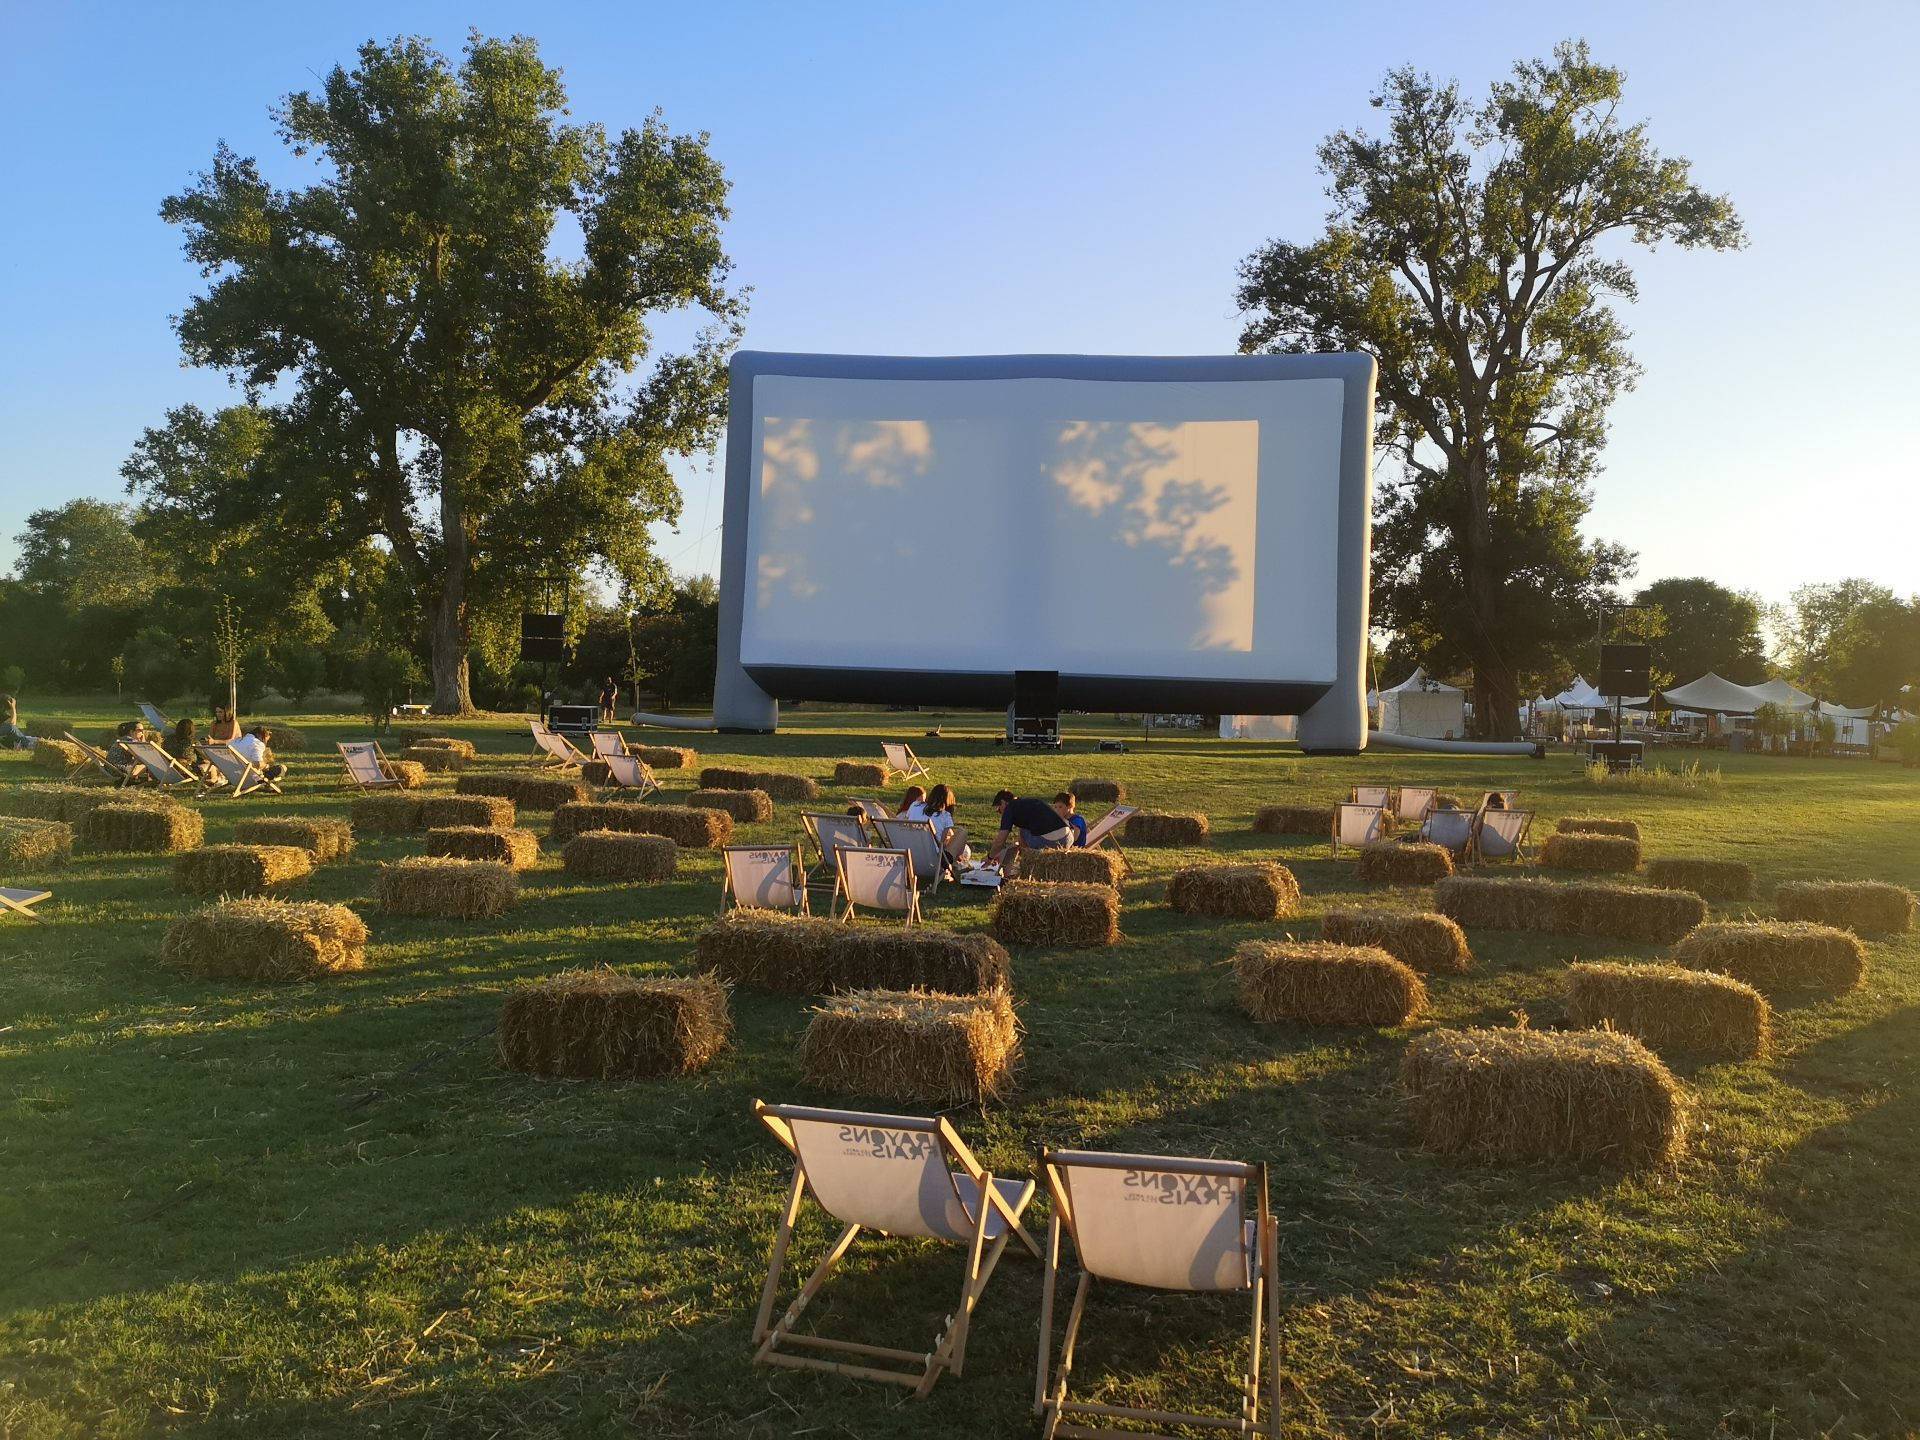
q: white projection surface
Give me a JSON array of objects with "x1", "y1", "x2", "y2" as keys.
[{"x1": 739, "y1": 374, "x2": 1346, "y2": 682}]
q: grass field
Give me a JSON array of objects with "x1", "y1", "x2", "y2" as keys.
[{"x1": 2, "y1": 704, "x2": 1916, "y2": 1439}]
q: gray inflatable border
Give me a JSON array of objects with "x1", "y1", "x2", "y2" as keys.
[{"x1": 711, "y1": 350, "x2": 1376, "y2": 751}]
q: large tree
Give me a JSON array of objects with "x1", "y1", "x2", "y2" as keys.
[
  {"x1": 1780, "y1": 579, "x2": 1919, "y2": 708},
  {"x1": 1236, "y1": 42, "x2": 1743, "y2": 737},
  {"x1": 155, "y1": 32, "x2": 743, "y2": 712},
  {"x1": 1632, "y1": 576, "x2": 1768, "y2": 686}
]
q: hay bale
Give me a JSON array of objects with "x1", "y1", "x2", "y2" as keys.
[
  {"x1": 32, "y1": 738, "x2": 88, "y2": 774},
  {"x1": 350, "y1": 792, "x2": 423, "y2": 835},
  {"x1": 408, "y1": 736, "x2": 477, "y2": 761},
  {"x1": 1566, "y1": 961, "x2": 1770, "y2": 1061},
  {"x1": 163, "y1": 897, "x2": 368, "y2": 980},
  {"x1": 800, "y1": 988, "x2": 1018, "y2": 1103},
  {"x1": 990, "y1": 879, "x2": 1120, "y2": 947},
  {"x1": 376, "y1": 856, "x2": 518, "y2": 918},
  {"x1": 1775, "y1": 880, "x2": 1916, "y2": 937},
  {"x1": 1252, "y1": 804, "x2": 1334, "y2": 836},
  {"x1": 0, "y1": 784, "x2": 126, "y2": 823},
  {"x1": 694, "y1": 910, "x2": 840, "y2": 992},
  {"x1": 698, "y1": 765, "x2": 758, "y2": 791},
  {"x1": 562, "y1": 830, "x2": 678, "y2": 882},
  {"x1": 1672, "y1": 920, "x2": 1868, "y2": 996},
  {"x1": 633, "y1": 744, "x2": 696, "y2": 770},
  {"x1": 233, "y1": 816, "x2": 355, "y2": 863},
  {"x1": 1356, "y1": 841, "x2": 1454, "y2": 886},
  {"x1": 425, "y1": 825, "x2": 541, "y2": 870},
  {"x1": 821, "y1": 929, "x2": 1011, "y2": 995},
  {"x1": 1070, "y1": 778, "x2": 1125, "y2": 803},
  {"x1": 1552, "y1": 881, "x2": 1706, "y2": 944},
  {"x1": 551, "y1": 801, "x2": 732, "y2": 848},
  {"x1": 0, "y1": 816, "x2": 72, "y2": 873},
  {"x1": 80, "y1": 800, "x2": 204, "y2": 854},
  {"x1": 1540, "y1": 831, "x2": 1643, "y2": 872},
  {"x1": 456, "y1": 771, "x2": 590, "y2": 810},
  {"x1": 1233, "y1": 940, "x2": 1426, "y2": 1026},
  {"x1": 1435, "y1": 874, "x2": 1560, "y2": 931},
  {"x1": 1167, "y1": 862, "x2": 1300, "y2": 920},
  {"x1": 1322, "y1": 908, "x2": 1471, "y2": 974},
  {"x1": 419, "y1": 793, "x2": 516, "y2": 830},
  {"x1": 1018, "y1": 847, "x2": 1126, "y2": 887},
  {"x1": 382, "y1": 759, "x2": 428, "y2": 789},
  {"x1": 688, "y1": 788, "x2": 773, "y2": 823},
  {"x1": 404, "y1": 743, "x2": 467, "y2": 773},
  {"x1": 1557, "y1": 816, "x2": 1642, "y2": 841},
  {"x1": 498, "y1": 969, "x2": 730, "y2": 1080},
  {"x1": 172, "y1": 844, "x2": 314, "y2": 897},
  {"x1": 390, "y1": 725, "x2": 454, "y2": 747},
  {"x1": 1646, "y1": 856, "x2": 1755, "y2": 900},
  {"x1": 698, "y1": 767, "x2": 819, "y2": 802},
  {"x1": 833, "y1": 760, "x2": 890, "y2": 787},
  {"x1": 1123, "y1": 810, "x2": 1210, "y2": 846},
  {"x1": 1401, "y1": 1027, "x2": 1687, "y2": 1170}
]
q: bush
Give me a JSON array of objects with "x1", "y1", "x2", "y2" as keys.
[
  {"x1": 498, "y1": 969, "x2": 730, "y2": 1080},
  {"x1": 1166, "y1": 863, "x2": 1300, "y2": 920},
  {"x1": 1581, "y1": 760, "x2": 1723, "y2": 795},
  {"x1": 1566, "y1": 961, "x2": 1769, "y2": 1061}
]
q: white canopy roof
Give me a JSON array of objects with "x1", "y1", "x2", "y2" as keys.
[
  {"x1": 1658, "y1": 672, "x2": 1789, "y2": 715},
  {"x1": 1381, "y1": 666, "x2": 1463, "y2": 696},
  {"x1": 1749, "y1": 678, "x2": 1817, "y2": 710}
]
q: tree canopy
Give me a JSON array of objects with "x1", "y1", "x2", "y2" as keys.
[
  {"x1": 1632, "y1": 577, "x2": 1768, "y2": 687},
  {"x1": 1779, "y1": 580, "x2": 1920, "y2": 708}
]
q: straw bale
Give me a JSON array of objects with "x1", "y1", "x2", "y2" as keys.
[
  {"x1": 33, "y1": 739, "x2": 88, "y2": 773},
  {"x1": 551, "y1": 801, "x2": 732, "y2": 848},
  {"x1": 833, "y1": 761, "x2": 890, "y2": 787},
  {"x1": 233, "y1": 816, "x2": 354, "y2": 863},
  {"x1": 262, "y1": 725, "x2": 308, "y2": 753},
  {"x1": 163, "y1": 898, "x2": 367, "y2": 980},
  {"x1": 821, "y1": 929, "x2": 1011, "y2": 995},
  {"x1": 456, "y1": 771, "x2": 589, "y2": 810},
  {"x1": 1167, "y1": 862, "x2": 1300, "y2": 920},
  {"x1": 698, "y1": 765, "x2": 757, "y2": 791},
  {"x1": 1540, "y1": 831, "x2": 1643, "y2": 872},
  {"x1": 1357, "y1": 840, "x2": 1454, "y2": 886},
  {"x1": 1775, "y1": 880, "x2": 1916, "y2": 937},
  {"x1": 425, "y1": 825, "x2": 541, "y2": 870},
  {"x1": 1252, "y1": 804, "x2": 1334, "y2": 836},
  {"x1": 81, "y1": 800, "x2": 203, "y2": 854},
  {"x1": 1551, "y1": 881, "x2": 1706, "y2": 944},
  {"x1": 633, "y1": 744, "x2": 696, "y2": 770},
  {"x1": 1233, "y1": 940, "x2": 1426, "y2": 1026},
  {"x1": 382, "y1": 760, "x2": 428, "y2": 789},
  {"x1": 420, "y1": 793, "x2": 515, "y2": 830},
  {"x1": 1123, "y1": 811, "x2": 1210, "y2": 846},
  {"x1": 376, "y1": 856, "x2": 518, "y2": 918},
  {"x1": 408, "y1": 736, "x2": 477, "y2": 760},
  {"x1": 1566, "y1": 961, "x2": 1770, "y2": 1061},
  {"x1": 1322, "y1": 908, "x2": 1471, "y2": 974},
  {"x1": 1435, "y1": 875, "x2": 1559, "y2": 931},
  {"x1": 1018, "y1": 847, "x2": 1126, "y2": 887},
  {"x1": 688, "y1": 787, "x2": 774, "y2": 823},
  {"x1": 1401, "y1": 1026, "x2": 1687, "y2": 1170},
  {"x1": 0, "y1": 816, "x2": 72, "y2": 873},
  {"x1": 350, "y1": 792, "x2": 423, "y2": 835},
  {"x1": 694, "y1": 910, "x2": 840, "y2": 992},
  {"x1": 1070, "y1": 778, "x2": 1125, "y2": 804},
  {"x1": 800, "y1": 988, "x2": 1019, "y2": 1103},
  {"x1": 389, "y1": 726, "x2": 454, "y2": 748},
  {"x1": 562, "y1": 830, "x2": 678, "y2": 882},
  {"x1": 0, "y1": 784, "x2": 127, "y2": 823},
  {"x1": 698, "y1": 767, "x2": 819, "y2": 802},
  {"x1": 1672, "y1": 920, "x2": 1867, "y2": 996},
  {"x1": 1646, "y1": 856, "x2": 1755, "y2": 900},
  {"x1": 173, "y1": 844, "x2": 314, "y2": 897},
  {"x1": 1557, "y1": 816, "x2": 1642, "y2": 841},
  {"x1": 404, "y1": 743, "x2": 467, "y2": 773},
  {"x1": 990, "y1": 878, "x2": 1120, "y2": 947},
  {"x1": 498, "y1": 969, "x2": 730, "y2": 1080}
]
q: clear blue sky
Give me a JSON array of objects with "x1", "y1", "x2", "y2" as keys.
[{"x1": 2, "y1": 1, "x2": 1914, "y2": 606}]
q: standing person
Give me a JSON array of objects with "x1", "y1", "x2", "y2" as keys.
[
  {"x1": 597, "y1": 676, "x2": 618, "y2": 726},
  {"x1": 230, "y1": 725, "x2": 287, "y2": 783},
  {"x1": 1053, "y1": 791, "x2": 1089, "y2": 847},
  {"x1": 208, "y1": 706, "x2": 240, "y2": 743},
  {"x1": 987, "y1": 789, "x2": 1074, "y2": 865}
]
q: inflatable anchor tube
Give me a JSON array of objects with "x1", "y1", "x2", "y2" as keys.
[
  {"x1": 1369, "y1": 731, "x2": 1544, "y2": 758},
  {"x1": 629, "y1": 712, "x2": 717, "y2": 731}
]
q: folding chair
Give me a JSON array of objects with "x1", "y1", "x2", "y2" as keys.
[
  {"x1": 529, "y1": 720, "x2": 589, "y2": 770},
  {"x1": 880, "y1": 742, "x2": 931, "y2": 783},
  {"x1": 137, "y1": 701, "x2": 174, "y2": 733},
  {"x1": 848, "y1": 797, "x2": 892, "y2": 823},
  {"x1": 721, "y1": 844, "x2": 809, "y2": 915},
  {"x1": 339, "y1": 740, "x2": 404, "y2": 791},
  {"x1": 1350, "y1": 785, "x2": 1391, "y2": 809},
  {"x1": 751, "y1": 1101, "x2": 1039, "y2": 1397},
  {"x1": 1331, "y1": 803, "x2": 1386, "y2": 856},
  {"x1": 1473, "y1": 808, "x2": 1534, "y2": 864},
  {"x1": 873, "y1": 816, "x2": 947, "y2": 893},
  {"x1": 598, "y1": 751, "x2": 659, "y2": 799},
  {"x1": 833, "y1": 847, "x2": 921, "y2": 925},
  {"x1": 1393, "y1": 786, "x2": 1436, "y2": 827},
  {"x1": 198, "y1": 741, "x2": 280, "y2": 798},
  {"x1": 123, "y1": 739, "x2": 204, "y2": 795},
  {"x1": 588, "y1": 729, "x2": 629, "y2": 762},
  {"x1": 1076, "y1": 803, "x2": 1138, "y2": 875},
  {"x1": 1036, "y1": 1148, "x2": 1279, "y2": 1439},
  {"x1": 63, "y1": 732, "x2": 136, "y2": 787},
  {"x1": 1419, "y1": 807, "x2": 1477, "y2": 863},
  {"x1": 1, "y1": 886, "x2": 51, "y2": 921},
  {"x1": 800, "y1": 811, "x2": 868, "y2": 889}
]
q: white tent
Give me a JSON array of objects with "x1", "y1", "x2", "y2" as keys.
[
  {"x1": 1825, "y1": 703, "x2": 1875, "y2": 748},
  {"x1": 1750, "y1": 678, "x2": 1817, "y2": 710},
  {"x1": 1376, "y1": 668, "x2": 1467, "y2": 739},
  {"x1": 1659, "y1": 672, "x2": 1770, "y2": 715},
  {"x1": 1220, "y1": 714, "x2": 1297, "y2": 741}
]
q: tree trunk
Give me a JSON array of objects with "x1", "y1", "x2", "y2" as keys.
[
  {"x1": 429, "y1": 485, "x2": 476, "y2": 715},
  {"x1": 1472, "y1": 664, "x2": 1523, "y2": 743}
]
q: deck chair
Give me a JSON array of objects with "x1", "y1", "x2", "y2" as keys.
[
  {"x1": 1419, "y1": 807, "x2": 1477, "y2": 862},
  {"x1": 880, "y1": 742, "x2": 930, "y2": 783},
  {"x1": 800, "y1": 811, "x2": 869, "y2": 888},
  {"x1": 529, "y1": 720, "x2": 589, "y2": 770},
  {"x1": 1332, "y1": 803, "x2": 1386, "y2": 856},
  {"x1": 1474, "y1": 808, "x2": 1534, "y2": 864},
  {"x1": 1, "y1": 886, "x2": 51, "y2": 921},
  {"x1": 339, "y1": 740, "x2": 404, "y2": 791},
  {"x1": 752, "y1": 1102, "x2": 1039, "y2": 1397},
  {"x1": 833, "y1": 846, "x2": 921, "y2": 925},
  {"x1": 848, "y1": 797, "x2": 892, "y2": 823},
  {"x1": 588, "y1": 729, "x2": 629, "y2": 761},
  {"x1": 198, "y1": 741, "x2": 280, "y2": 798},
  {"x1": 1393, "y1": 786, "x2": 1436, "y2": 826},
  {"x1": 136, "y1": 701, "x2": 173, "y2": 733},
  {"x1": 62, "y1": 732, "x2": 136, "y2": 787},
  {"x1": 598, "y1": 751, "x2": 659, "y2": 799},
  {"x1": 1479, "y1": 790, "x2": 1519, "y2": 811},
  {"x1": 1036, "y1": 1148, "x2": 1279, "y2": 1438},
  {"x1": 721, "y1": 845, "x2": 809, "y2": 915},
  {"x1": 123, "y1": 738, "x2": 203, "y2": 794},
  {"x1": 1080, "y1": 804, "x2": 1138, "y2": 852},
  {"x1": 873, "y1": 816, "x2": 947, "y2": 893},
  {"x1": 1350, "y1": 785, "x2": 1391, "y2": 809}
]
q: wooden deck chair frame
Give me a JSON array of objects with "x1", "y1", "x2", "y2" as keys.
[
  {"x1": 721, "y1": 844, "x2": 809, "y2": 916},
  {"x1": 1, "y1": 886, "x2": 51, "y2": 921},
  {"x1": 873, "y1": 816, "x2": 946, "y2": 894},
  {"x1": 597, "y1": 751, "x2": 659, "y2": 800},
  {"x1": 1392, "y1": 786, "x2": 1436, "y2": 827},
  {"x1": 62, "y1": 732, "x2": 136, "y2": 787},
  {"x1": 1350, "y1": 784, "x2": 1391, "y2": 809},
  {"x1": 122, "y1": 738, "x2": 204, "y2": 794},
  {"x1": 799, "y1": 810, "x2": 870, "y2": 888},
  {"x1": 528, "y1": 720, "x2": 589, "y2": 770},
  {"x1": 136, "y1": 701, "x2": 174, "y2": 733},
  {"x1": 338, "y1": 740, "x2": 403, "y2": 791},
  {"x1": 198, "y1": 741, "x2": 280, "y2": 798},
  {"x1": 832, "y1": 846, "x2": 922, "y2": 926},
  {"x1": 587, "y1": 729, "x2": 629, "y2": 762},
  {"x1": 1472, "y1": 808, "x2": 1534, "y2": 865},
  {"x1": 751, "y1": 1101, "x2": 1039, "y2": 1398},
  {"x1": 1331, "y1": 803, "x2": 1386, "y2": 856},
  {"x1": 880, "y1": 741, "x2": 930, "y2": 783},
  {"x1": 1035, "y1": 1148, "x2": 1280, "y2": 1439}
]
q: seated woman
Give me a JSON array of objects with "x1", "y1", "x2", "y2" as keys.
[
  {"x1": 894, "y1": 784, "x2": 926, "y2": 818},
  {"x1": 167, "y1": 717, "x2": 217, "y2": 782},
  {"x1": 208, "y1": 707, "x2": 240, "y2": 743},
  {"x1": 909, "y1": 783, "x2": 971, "y2": 867},
  {"x1": 0, "y1": 695, "x2": 41, "y2": 751}
]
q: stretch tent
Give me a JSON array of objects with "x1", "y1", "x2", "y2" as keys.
[
  {"x1": 1657, "y1": 672, "x2": 1774, "y2": 715},
  {"x1": 1220, "y1": 714, "x2": 1297, "y2": 740},
  {"x1": 1375, "y1": 668, "x2": 1467, "y2": 739}
]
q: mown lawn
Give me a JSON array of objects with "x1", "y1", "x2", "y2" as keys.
[{"x1": 1, "y1": 704, "x2": 1915, "y2": 1439}]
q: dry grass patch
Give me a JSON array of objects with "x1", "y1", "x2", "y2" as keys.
[
  {"x1": 1566, "y1": 961, "x2": 1769, "y2": 1061},
  {"x1": 173, "y1": 844, "x2": 313, "y2": 897},
  {"x1": 800, "y1": 988, "x2": 1018, "y2": 1104},
  {"x1": 1124, "y1": 811, "x2": 1210, "y2": 846},
  {"x1": 457, "y1": 771, "x2": 590, "y2": 811},
  {"x1": 1018, "y1": 847, "x2": 1126, "y2": 887},
  {"x1": 694, "y1": 910, "x2": 840, "y2": 992},
  {"x1": 234, "y1": 816, "x2": 354, "y2": 863},
  {"x1": 1401, "y1": 1026, "x2": 1687, "y2": 1170},
  {"x1": 1775, "y1": 880, "x2": 1916, "y2": 937},
  {"x1": 1322, "y1": 908, "x2": 1471, "y2": 974},
  {"x1": 1540, "y1": 831, "x2": 1643, "y2": 872},
  {"x1": 81, "y1": 801, "x2": 204, "y2": 854},
  {"x1": 498, "y1": 969, "x2": 730, "y2": 1080},
  {"x1": 420, "y1": 794, "x2": 515, "y2": 831},
  {"x1": 376, "y1": 856, "x2": 518, "y2": 918},
  {"x1": 822, "y1": 929, "x2": 1011, "y2": 994},
  {"x1": 1167, "y1": 862, "x2": 1300, "y2": 920},
  {"x1": 552, "y1": 801, "x2": 732, "y2": 848},
  {"x1": 350, "y1": 792, "x2": 423, "y2": 835},
  {"x1": 1069, "y1": 778, "x2": 1125, "y2": 803},
  {"x1": 1234, "y1": 940, "x2": 1426, "y2": 1026},
  {"x1": 688, "y1": 788, "x2": 773, "y2": 823},
  {"x1": 1646, "y1": 856, "x2": 1755, "y2": 900},
  {"x1": 1358, "y1": 841, "x2": 1454, "y2": 886},
  {"x1": 426, "y1": 825, "x2": 541, "y2": 870},
  {"x1": 0, "y1": 817, "x2": 72, "y2": 873},
  {"x1": 1253, "y1": 804, "x2": 1334, "y2": 836},
  {"x1": 1673, "y1": 920, "x2": 1867, "y2": 996},
  {"x1": 163, "y1": 898, "x2": 368, "y2": 980},
  {"x1": 562, "y1": 830, "x2": 678, "y2": 882},
  {"x1": 990, "y1": 878, "x2": 1120, "y2": 947},
  {"x1": 1557, "y1": 816, "x2": 1642, "y2": 841},
  {"x1": 833, "y1": 760, "x2": 889, "y2": 787}
]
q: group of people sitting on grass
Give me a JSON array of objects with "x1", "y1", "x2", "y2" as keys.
[
  {"x1": 841, "y1": 784, "x2": 1095, "y2": 879},
  {"x1": 2, "y1": 696, "x2": 284, "y2": 786}
]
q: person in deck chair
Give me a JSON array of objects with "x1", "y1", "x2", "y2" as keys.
[
  {"x1": 988, "y1": 789, "x2": 1074, "y2": 864},
  {"x1": 231, "y1": 725, "x2": 287, "y2": 783},
  {"x1": 0, "y1": 696, "x2": 41, "y2": 751},
  {"x1": 1053, "y1": 792, "x2": 1090, "y2": 847}
]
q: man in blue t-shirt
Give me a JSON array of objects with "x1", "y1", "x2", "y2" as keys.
[
  {"x1": 988, "y1": 789, "x2": 1074, "y2": 864},
  {"x1": 1053, "y1": 792, "x2": 1089, "y2": 847}
]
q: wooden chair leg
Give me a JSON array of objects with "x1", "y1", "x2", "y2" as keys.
[
  {"x1": 1034, "y1": 1212, "x2": 1061, "y2": 1414},
  {"x1": 753, "y1": 1166, "x2": 808, "y2": 1344},
  {"x1": 1264, "y1": 1214, "x2": 1282, "y2": 1434},
  {"x1": 757, "y1": 1219, "x2": 861, "y2": 1361}
]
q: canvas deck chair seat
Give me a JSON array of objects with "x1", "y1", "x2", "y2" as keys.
[
  {"x1": 873, "y1": 816, "x2": 947, "y2": 893},
  {"x1": 1, "y1": 886, "x2": 51, "y2": 921},
  {"x1": 137, "y1": 701, "x2": 173, "y2": 733},
  {"x1": 339, "y1": 740, "x2": 407, "y2": 791},
  {"x1": 880, "y1": 742, "x2": 930, "y2": 783},
  {"x1": 752, "y1": 1102, "x2": 1038, "y2": 1397},
  {"x1": 63, "y1": 732, "x2": 135, "y2": 787},
  {"x1": 1036, "y1": 1148, "x2": 1280, "y2": 1439},
  {"x1": 588, "y1": 729, "x2": 629, "y2": 762},
  {"x1": 1077, "y1": 804, "x2": 1138, "y2": 874},
  {"x1": 1350, "y1": 785, "x2": 1391, "y2": 809},
  {"x1": 1474, "y1": 808, "x2": 1534, "y2": 864},
  {"x1": 800, "y1": 811, "x2": 869, "y2": 889},
  {"x1": 1419, "y1": 807, "x2": 1477, "y2": 861},
  {"x1": 598, "y1": 751, "x2": 659, "y2": 799},
  {"x1": 199, "y1": 742, "x2": 280, "y2": 798},
  {"x1": 529, "y1": 720, "x2": 589, "y2": 770},
  {"x1": 833, "y1": 846, "x2": 922, "y2": 925},
  {"x1": 1332, "y1": 802, "x2": 1386, "y2": 855},
  {"x1": 848, "y1": 797, "x2": 891, "y2": 823},
  {"x1": 124, "y1": 738, "x2": 203, "y2": 794},
  {"x1": 1393, "y1": 786, "x2": 1436, "y2": 826},
  {"x1": 722, "y1": 844, "x2": 809, "y2": 915}
]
